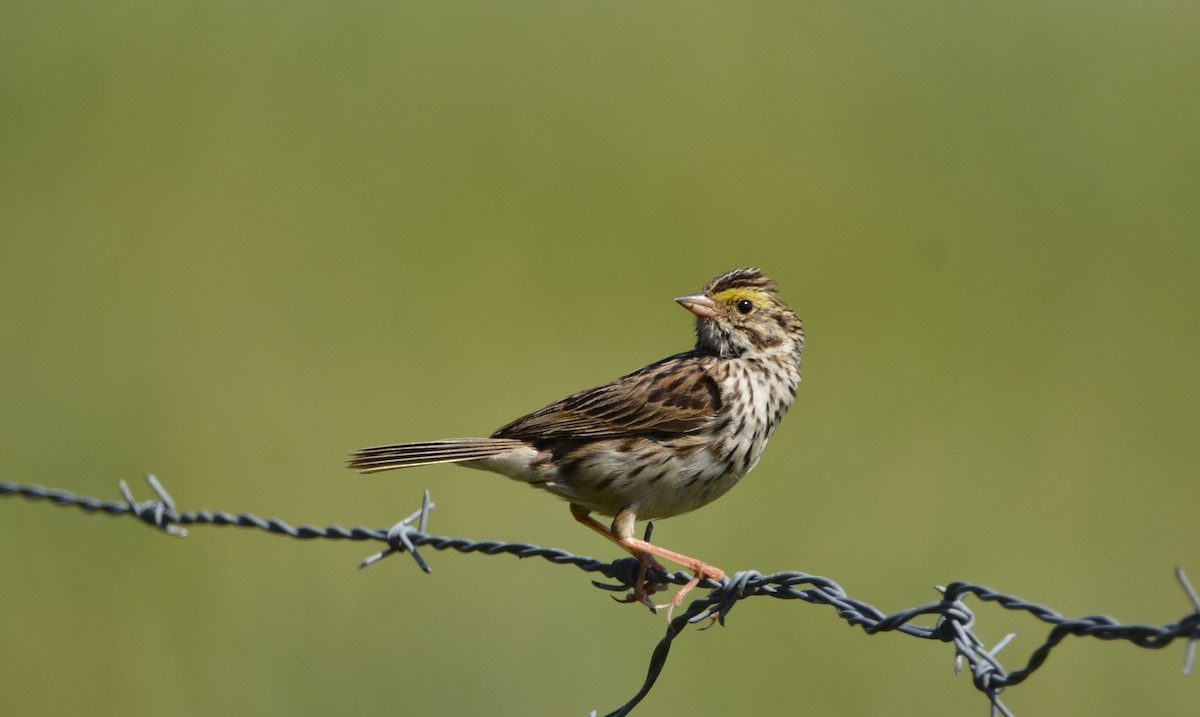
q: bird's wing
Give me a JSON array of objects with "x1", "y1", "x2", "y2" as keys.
[{"x1": 492, "y1": 353, "x2": 721, "y2": 440}]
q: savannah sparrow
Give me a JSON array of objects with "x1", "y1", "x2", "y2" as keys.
[{"x1": 348, "y1": 267, "x2": 805, "y2": 612}]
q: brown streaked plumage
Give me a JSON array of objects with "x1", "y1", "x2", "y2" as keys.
[{"x1": 348, "y1": 267, "x2": 805, "y2": 614}]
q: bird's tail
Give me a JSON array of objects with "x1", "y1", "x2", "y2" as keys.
[{"x1": 346, "y1": 437, "x2": 527, "y2": 473}]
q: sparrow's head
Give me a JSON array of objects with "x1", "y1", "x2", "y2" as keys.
[{"x1": 676, "y1": 267, "x2": 805, "y2": 361}]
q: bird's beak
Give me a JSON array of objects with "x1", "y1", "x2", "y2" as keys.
[{"x1": 675, "y1": 294, "x2": 718, "y2": 319}]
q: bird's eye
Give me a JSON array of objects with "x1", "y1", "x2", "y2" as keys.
[{"x1": 736, "y1": 299, "x2": 754, "y2": 315}]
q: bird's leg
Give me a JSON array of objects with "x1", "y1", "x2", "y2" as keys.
[
  {"x1": 570, "y1": 505, "x2": 725, "y2": 617},
  {"x1": 608, "y1": 508, "x2": 674, "y2": 608},
  {"x1": 571, "y1": 505, "x2": 667, "y2": 608},
  {"x1": 619, "y1": 534, "x2": 726, "y2": 620},
  {"x1": 610, "y1": 507, "x2": 727, "y2": 619}
]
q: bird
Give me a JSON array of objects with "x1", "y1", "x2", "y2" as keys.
[{"x1": 347, "y1": 267, "x2": 805, "y2": 614}]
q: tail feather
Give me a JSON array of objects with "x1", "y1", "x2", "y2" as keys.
[{"x1": 347, "y1": 437, "x2": 526, "y2": 473}]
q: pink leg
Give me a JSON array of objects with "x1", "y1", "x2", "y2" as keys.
[{"x1": 570, "y1": 505, "x2": 725, "y2": 617}]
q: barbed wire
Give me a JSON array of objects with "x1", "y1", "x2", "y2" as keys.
[{"x1": 2, "y1": 475, "x2": 1196, "y2": 716}]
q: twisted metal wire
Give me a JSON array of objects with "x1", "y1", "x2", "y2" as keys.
[{"x1": 2, "y1": 476, "x2": 1197, "y2": 716}]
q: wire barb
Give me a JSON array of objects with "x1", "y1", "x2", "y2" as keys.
[
  {"x1": 1176, "y1": 566, "x2": 1200, "y2": 676},
  {"x1": 1, "y1": 477, "x2": 1195, "y2": 716},
  {"x1": 935, "y1": 590, "x2": 1016, "y2": 717},
  {"x1": 119, "y1": 473, "x2": 188, "y2": 537},
  {"x1": 358, "y1": 489, "x2": 436, "y2": 572}
]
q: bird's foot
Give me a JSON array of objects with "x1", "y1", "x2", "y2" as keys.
[
  {"x1": 657, "y1": 561, "x2": 725, "y2": 622},
  {"x1": 614, "y1": 553, "x2": 670, "y2": 613}
]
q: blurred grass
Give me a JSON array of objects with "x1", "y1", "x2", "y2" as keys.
[{"x1": 1, "y1": 1, "x2": 1198, "y2": 715}]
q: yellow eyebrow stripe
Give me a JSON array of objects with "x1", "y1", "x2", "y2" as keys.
[{"x1": 712, "y1": 287, "x2": 767, "y2": 304}]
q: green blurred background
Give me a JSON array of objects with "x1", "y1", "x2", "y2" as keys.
[{"x1": 2, "y1": 1, "x2": 1198, "y2": 715}]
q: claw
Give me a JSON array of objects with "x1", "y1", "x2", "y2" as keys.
[
  {"x1": 661, "y1": 574, "x2": 704, "y2": 621},
  {"x1": 696, "y1": 612, "x2": 722, "y2": 630},
  {"x1": 626, "y1": 554, "x2": 669, "y2": 612}
]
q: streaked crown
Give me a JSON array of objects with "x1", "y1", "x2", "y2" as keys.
[{"x1": 704, "y1": 267, "x2": 778, "y2": 295}]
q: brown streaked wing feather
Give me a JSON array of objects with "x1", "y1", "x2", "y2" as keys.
[{"x1": 492, "y1": 353, "x2": 721, "y2": 440}]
